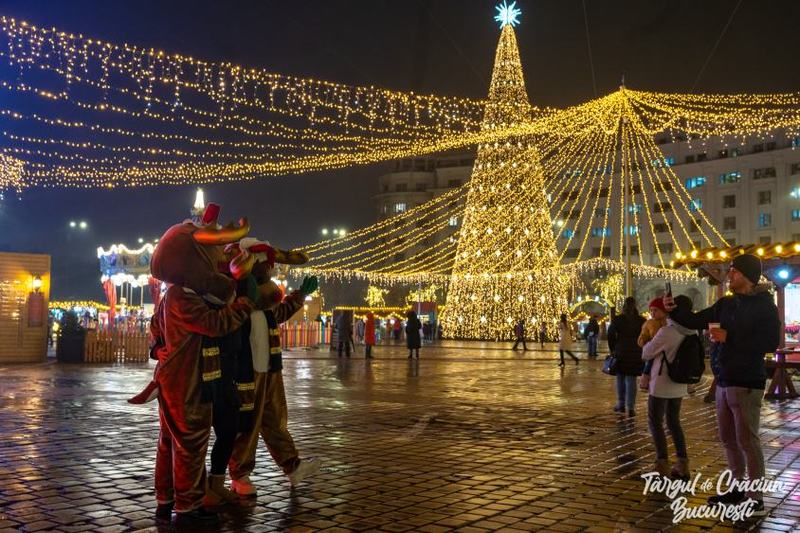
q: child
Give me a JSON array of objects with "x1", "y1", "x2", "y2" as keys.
[{"x1": 638, "y1": 297, "x2": 669, "y2": 391}]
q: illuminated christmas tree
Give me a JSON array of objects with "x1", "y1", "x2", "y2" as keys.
[{"x1": 440, "y1": 11, "x2": 569, "y2": 340}]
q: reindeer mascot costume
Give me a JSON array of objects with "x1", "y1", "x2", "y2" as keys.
[
  {"x1": 225, "y1": 238, "x2": 321, "y2": 495},
  {"x1": 136, "y1": 204, "x2": 254, "y2": 525}
]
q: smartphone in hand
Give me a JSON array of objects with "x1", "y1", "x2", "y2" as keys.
[{"x1": 665, "y1": 281, "x2": 672, "y2": 296}]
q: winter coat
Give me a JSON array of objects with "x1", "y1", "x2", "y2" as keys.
[
  {"x1": 584, "y1": 318, "x2": 599, "y2": 338},
  {"x1": 669, "y1": 285, "x2": 779, "y2": 390},
  {"x1": 607, "y1": 313, "x2": 646, "y2": 376},
  {"x1": 638, "y1": 317, "x2": 667, "y2": 347},
  {"x1": 364, "y1": 315, "x2": 376, "y2": 346},
  {"x1": 558, "y1": 322, "x2": 573, "y2": 350},
  {"x1": 406, "y1": 316, "x2": 422, "y2": 349},
  {"x1": 641, "y1": 319, "x2": 693, "y2": 398}
]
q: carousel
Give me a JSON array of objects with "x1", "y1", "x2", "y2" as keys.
[{"x1": 97, "y1": 242, "x2": 160, "y2": 330}]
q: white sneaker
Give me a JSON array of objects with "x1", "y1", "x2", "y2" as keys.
[
  {"x1": 231, "y1": 475, "x2": 257, "y2": 497},
  {"x1": 288, "y1": 458, "x2": 321, "y2": 486}
]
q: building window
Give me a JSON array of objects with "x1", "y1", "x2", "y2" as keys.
[
  {"x1": 723, "y1": 216, "x2": 737, "y2": 230},
  {"x1": 447, "y1": 179, "x2": 461, "y2": 188},
  {"x1": 689, "y1": 219, "x2": 702, "y2": 233},
  {"x1": 594, "y1": 207, "x2": 611, "y2": 217},
  {"x1": 628, "y1": 204, "x2": 642, "y2": 214},
  {"x1": 792, "y1": 233, "x2": 800, "y2": 241},
  {"x1": 697, "y1": 153, "x2": 708, "y2": 162},
  {"x1": 381, "y1": 204, "x2": 388, "y2": 214},
  {"x1": 563, "y1": 248, "x2": 581, "y2": 259},
  {"x1": 415, "y1": 182, "x2": 427, "y2": 191},
  {"x1": 561, "y1": 229, "x2": 575, "y2": 239},
  {"x1": 448, "y1": 216, "x2": 459, "y2": 227},
  {"x1": 753, "y1": 143, "x2": 764, "y2": 153},
  {"x1": 627, "y1": 225, "x2": 640, "y2": 236},
  {"x1": 685, "y1": 155, "x2": 695, "y2": 164},
  {"x1": 731, "y1": 147, "x2": 742, "y2": 157},
  {"x1": 592, "y1": 246, "x2": 611, "y2": 256},
  {"x1": 654, "y1": 243, "x2": 674, "y2": 254},
  {"x1": 382, "y1": 184, "x2": 389, "y2": 192},
  {"x1": 653, "y1": 222, "x2": 671, "y2": 233},
  {"x1": 562, "y1": 190, "x2": 579, "y2": 200},
  {"x1": 758, "y1": 213, "x2": 772, "y2": 228},
  {"x1": 394, "y1": 202, "x2": 407, "y2": 213},
  {"x1": 790, "y1": 163, "x2": 800, "y2": 175},
  {"x1": 395, "y1": 183, "x2": 408, "y2": 192},
  {"x1": 792, "y1": 210, "x2": 800, "y2": 222},
  {"x1": 630, "y1": 245, "x2": 640, "y2": 255},
  {"x1": 726, "y1": 238, "x2": 737, "y2": 246},
  {"x1": 719, "y1": 171, "x2": 742, "y2": 185},
  {"x1": 723, "y1": 194, "x2": 736, "y2": 208},
  {"x1": 759, "y1": 236, "x2": 772, "y2": 245},
  {"x1": 757, "y1": 191, "x2": 772, "y2": 205},
  {"x1": 685, "y1": 176, "x2": 707, "y2": 189},
  {"x1": 591, "y1": 227, "x2": 611, "y2": 237},
  {"x1": 766, "y1": 141, "x2": 776, "y2": 151},
  {"x1": 654, "y1": 201, "x2": 673, "y2": 213},
  {"x1": 659, "y1": 180, "x2": 673, "y2": 191},
  {"x1": 753, "y1": 167, "x2": 776, "y2": 180},
  {"x1": 689, "y1": 198, "x2": 702, "y2": 212},
  {"x1": 718, "y1": 149, "x2": 728, "y2": 158}
]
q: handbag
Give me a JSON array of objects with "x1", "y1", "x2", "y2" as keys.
[{"x1": 602, "y1": 354, "x2": 618, "y2": 375}]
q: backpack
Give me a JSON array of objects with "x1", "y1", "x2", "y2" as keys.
[{"x1": 661, "y1": 333, "x2": 705, "y2": 384}]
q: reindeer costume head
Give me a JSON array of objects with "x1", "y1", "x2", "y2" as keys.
[
  {"x1": 150, "y1": 203, "x2": 253, "y2": 302},
  {"x1": 225, "y1": 237, "x2": 311, "y2": 310}
]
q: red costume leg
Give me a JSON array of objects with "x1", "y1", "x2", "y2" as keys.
[
  {"x1": 157, "y1": 393, "x2": 212, "y2": 512},
  {"x1": 155, "y1": 408, "x2": 174, "y2": 505}
]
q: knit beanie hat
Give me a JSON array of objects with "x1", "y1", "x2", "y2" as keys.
[
  {"x1": 648, "y1": 297, "x2": 666, "y2": 312},
  {"x1": 731, "y1": 253, "x2": 762, "y2": 285}
]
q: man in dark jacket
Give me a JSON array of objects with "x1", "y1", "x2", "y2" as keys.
[
  {"x1": 664, "y1": 254, "x2": 778, "y2": 516},
  {"x1": 584, "y1": 315, "x2": 600, "y2": 358}
]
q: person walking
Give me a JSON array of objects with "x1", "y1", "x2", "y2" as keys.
[
  {"x1": 641, "y1": 295, "x2": 693, "y2": 480},
  {"x1": 355, "y1": 318, "x2": 365, "y2": 345},
  {"x1": 406, "y1": 310, "x2": 422, "y2": 359},
  {"x1": 539, "y1": 323, "x2": 547, "y2": 348},
  {"x1": 512, "y1": 319, "x2": 528, "y2": 351},
  {"x1": 336, "y1": 312, "x2": 352, "y2": 357},
  {"x1": 584, "y1": 315, "x2": 600, "y2": 358},
  {"x1": 607, "y1": 297, "x2": 646, "y2": 416},
  {"x1": 558, "y1": 314, "x2": 579, "y2": 366},
  {"x1": 364, "y1": 312, "x2": 376, "y2": 359},
  {"x1": 664, "y1": 254, "x2": 778, "y2": 515}
]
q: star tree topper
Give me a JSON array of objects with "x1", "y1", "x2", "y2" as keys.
[{"x1": 494, "y1": 1, "x2": 521, "y2": 28}]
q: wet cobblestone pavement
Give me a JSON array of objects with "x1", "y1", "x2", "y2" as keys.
[{"x1": 1, "y1": 341, "x2": 799, "y2": 532}]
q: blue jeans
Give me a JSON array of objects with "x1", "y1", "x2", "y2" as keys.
[
  {"x1": 616, "y1": 374, "x2": 638, "y2": 411},
  {"x1": 587, "y1": 336, "x2": 597, "y2": 357}
]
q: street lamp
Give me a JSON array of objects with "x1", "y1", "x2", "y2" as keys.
[
  {"x1": 69, "y1": 221, "x2": 76, "y2": 228},
  {"x1": 321, "y1": 228, "x2": 329, "y2": 236},
  {"x1": 79, "y1": 221, "x2": 88, "y2": 230}
]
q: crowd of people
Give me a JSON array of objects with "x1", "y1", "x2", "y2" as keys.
[
  {"x1": 335, "y1": 310, "x2": 438, "y2": 359},
  {"x1": 507, "y1": 253, "x2": 778, "y2": 516}
]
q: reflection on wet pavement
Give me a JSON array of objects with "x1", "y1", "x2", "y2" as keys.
[{"x1": 0, "y1": 341, "x2": 798, "y2": 531}]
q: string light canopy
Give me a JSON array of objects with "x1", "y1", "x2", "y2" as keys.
[{"x1": 4, "y1": 8, "x2": 800, "y2": 337}]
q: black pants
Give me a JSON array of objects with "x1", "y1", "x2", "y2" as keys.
[
  {"x1": 408, "y1": 348, "x2": 419, "y2": 358},
  {"x1": 365, "y1": 344, "x2": 372, "y2": 357},
  {"x1": 512, "y1": 337, "x2": 528, "y2": 350},
  {"x1": 559, "y1": 349, "x2": 578, "y2": 364},
  {"x1": 210, "y1": 399, "x2": 239, "y2": 475},
  {"x1": 648, "y1": 396, "x2": 687, "y2": 460},
  {"x1": 338, "y1": 339, "x2": 351, "y2": 357}
]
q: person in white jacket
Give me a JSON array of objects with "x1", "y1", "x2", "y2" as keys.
[{"x1": 641, "y1": 294, "x2": 693, "y2": 480}]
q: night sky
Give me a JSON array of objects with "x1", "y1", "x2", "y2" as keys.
[{"x1": 1, "y1": 0, "x2": 798, "y2": 300}]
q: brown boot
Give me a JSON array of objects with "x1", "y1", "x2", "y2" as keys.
[
  {"x1": 652, "y1": 458, "x2": 670, "y2": 477},
  {"x1": 671, "y1": 457, "x2": 690, "y2": 481},
  {"x1": 203, "y1": 474, "x2": 237, "y2": 507}
]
